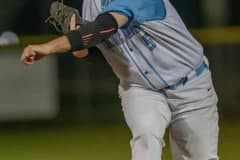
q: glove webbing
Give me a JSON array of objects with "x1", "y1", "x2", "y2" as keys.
[{"x1": 45, "y1": 0, "x2": 65, "y2": 33}]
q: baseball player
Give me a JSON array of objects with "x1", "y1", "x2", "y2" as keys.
[{"x1": 21, "y1": 0, "x2": 219, "y2": 159}]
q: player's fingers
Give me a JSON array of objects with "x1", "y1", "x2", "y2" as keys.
[
  {"x1": 22, "y1": 54, "x2": 34, "y2": 64},
  {"x1": 21, "y1": 46, "x2": 30, "y2": 61},
  {"x1": 21, "y1": 52, "x2": 26, "y2": 62},
  {"x1": 25, "y1": 49, "x2": 35, "y2": 59},
  {"x1": 21, "y1": 46, "x2": 36, "y2": 64},
  {"x1": 22, "y1": 54, "x2": 34, "y2": 65},
  {"x1": 21, "y1": 51, "x2": 30, "y2": 63},
  {"x1": 25, "y1": 57, "x2": 34, "y2": 65},
  {"x1": 70, "y1": 14, "x2": 76, "y2": 30}
]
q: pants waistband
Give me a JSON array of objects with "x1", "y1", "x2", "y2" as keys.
[{"x1": 167, "y1": 61, "x2": 208, "y2": 90}]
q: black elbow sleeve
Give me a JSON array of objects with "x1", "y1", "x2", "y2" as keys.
[{"x1": 66, "y1": 13, "x2": 118, "y2": 51}]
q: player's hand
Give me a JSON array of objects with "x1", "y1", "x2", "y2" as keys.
[
  {"x1": 21, "y1": 44, "x2": 51, "y2": 65},
  {"x1": 70, "y1": 14, "x2": 88, "y2": 58},
  {"x1": 70, "y1": 14, "x2": 80, "y2": 30}
]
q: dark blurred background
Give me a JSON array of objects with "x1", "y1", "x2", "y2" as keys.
[
  {"x1": 0, "y1": 1, "x2": 239, "y2": 160},
  {"x1": 1, "y1": 0, "x2": 240, "y2": 34}
]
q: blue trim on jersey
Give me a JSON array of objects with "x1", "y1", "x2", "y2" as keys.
[
  {"x1": 130, "y1": 40, "x2": 169, "y2": 87},
  {"x1": 101, "y1": 0, "x2": 167, "y2": 28},
  {"x1": 121, "y1": 44, "x2": 158, "y2": 90}
]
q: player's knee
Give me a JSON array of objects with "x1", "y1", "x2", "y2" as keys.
[
  {"x1": 131, "y1": 133, "x2": 165, "y2": 149},
  {"x1": 208, "y1": 158, "x2": 218, "y2": 160}
]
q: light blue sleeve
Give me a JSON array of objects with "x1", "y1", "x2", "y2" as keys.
[{"x1": 102, "y1": 0, "x2": 166, "y2": 28}]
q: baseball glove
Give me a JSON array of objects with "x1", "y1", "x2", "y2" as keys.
[{"x1": 45, "y1": 0, "x2": 86, "y2": 34}]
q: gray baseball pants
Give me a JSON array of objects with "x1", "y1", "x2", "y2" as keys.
[{"x1": 119, "y1": 68, "x2": 219, "y2": 160}]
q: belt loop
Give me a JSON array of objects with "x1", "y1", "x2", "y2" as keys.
[
  {"x1": 167, "y1": 77, "x2": 188, "y2": 90},
  {"x1": 195, "y1": 61, "x2": 207, "y2": 77},
  {"x1": 182, "y1": 77, "x2": 188, "y2": 85}
]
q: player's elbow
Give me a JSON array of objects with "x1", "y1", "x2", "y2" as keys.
[
  {"x1": 72, "y1": 49, "x2": 89, "y2": 58},
  {"x1": 109, "y1": 12, "x2": 129, "y2": 28}
]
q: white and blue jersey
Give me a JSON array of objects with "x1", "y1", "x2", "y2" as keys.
[{"x1": 82, "y1": 0, "x2": 205, "y2": 90}]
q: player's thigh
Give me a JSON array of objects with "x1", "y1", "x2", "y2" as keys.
[
  {"x1": 166, "y1": 67, "x2": 219, "y2": 159},
  {"x1": 169, "y1": 105, "x2": 219, "y2": 160},
  {"x1": 119, "y1": 85, "x2": 171, "y2": 138}
]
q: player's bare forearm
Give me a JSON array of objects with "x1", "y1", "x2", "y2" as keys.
[
  {"x1": 45, "y1": 37, "x2": 88, "y2": 56},
  {"x1": 44, "y1": 36, "x2": 71, "y2": 54},
  {"x1": 21, "y1": 36, "x2": 72, "y2": 65}
]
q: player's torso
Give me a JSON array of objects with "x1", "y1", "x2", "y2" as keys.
[{"x1": 82, "y1": 0, "x2": 205, "y2": 90}]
